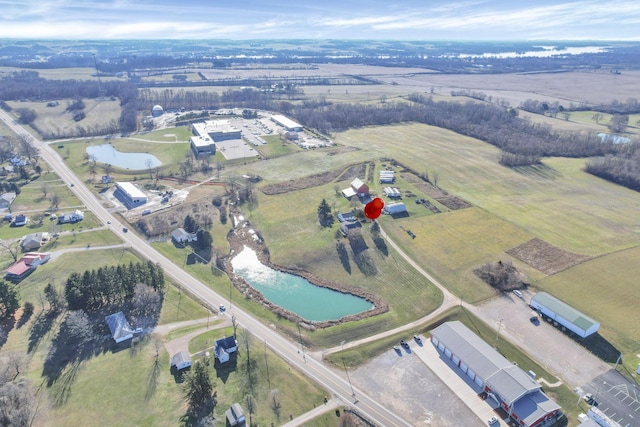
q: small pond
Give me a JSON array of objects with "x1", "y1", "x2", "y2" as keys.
[
  {"x1": 231, "y1": 246, "x2": 374, "y2": 322},
  {"x1": 86, "y1": 144, "x2": 162, "y2": 170}
]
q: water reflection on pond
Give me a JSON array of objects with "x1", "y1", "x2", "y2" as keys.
[
  {"x1": 231, "y1": 246, "x2": 373, "y2": 322},
  {"x1": 86, "y1": 144, "x2": 162, "y2": 170}
]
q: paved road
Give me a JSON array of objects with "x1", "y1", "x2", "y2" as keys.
[{"x1": 0, "y1": 110, "x2": 412, "y2": 426}]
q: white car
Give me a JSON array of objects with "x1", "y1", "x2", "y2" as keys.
[
  {"x1": 488, "y1": 416, "x2": 498, "y2": 425},
  {"x1": 513, "y1": 289, "x2": 523, "y2": 298}
]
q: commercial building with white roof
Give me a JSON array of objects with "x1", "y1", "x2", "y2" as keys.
[{"x1": 271, "y1": 114, "x2": 303, "y2": 132}]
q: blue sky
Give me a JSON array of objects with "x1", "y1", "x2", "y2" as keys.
[{"x1": 1, "y1": 0, "x2": 639, "y2": 40}]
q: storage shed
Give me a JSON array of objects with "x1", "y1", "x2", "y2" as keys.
[
  {"x1": 170, "y1": 351, "x2": 192, "y2": 371},
  {"x1": 529, "y1": 292, "x2": 600, "y2": 338}
]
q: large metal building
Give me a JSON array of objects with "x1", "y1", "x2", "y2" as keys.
[
  {"x1": 529, "y1": 292, "x2": 600, "y2": 338},
  {"x1": 431, "y1": 321, "x2": 562, "y2": 427}
]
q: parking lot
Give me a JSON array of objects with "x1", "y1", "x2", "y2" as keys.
[
  {"x1": 579, "y1": 370, "x2": 640, "y2": 427},
  {"x1": 350, "y1": 339, "x2": 480, "y2": 426}
]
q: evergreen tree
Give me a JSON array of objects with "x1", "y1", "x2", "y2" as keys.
[
  {"x1": 317, "y1": 198, "x2": 334, "y2": 227},
  {"x1": 184, "y1": 362, "x2": 213, "y2": 411},
  {"x1": 0, "y1": 280, "x2": 19, "y2": 318}
]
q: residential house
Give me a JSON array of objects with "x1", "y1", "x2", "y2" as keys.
[
  {"x1": 4, "y1": 252, "x2": 50, "y2": 281},
  {"x1": 105, "y1": 312, "x2": 135, "y2": 344},
  {"x1": 20, "y1": 232, "x2": 50, "y2": 252},
  {"x1": 171, "y1": 228, "x2": 197, "y2": 244},
  {"x1": 214, "y1": 336, "x2": 238, "y2": 364},
  {"x1": 0, "y1": 192, "x2": 16, "y2": 210},
  {"x1": 57, "y1": 210, "x2": 84, "y2": 224},
  {"x1": 11, "y1": 214, "x2": 28, "y2": 227}
]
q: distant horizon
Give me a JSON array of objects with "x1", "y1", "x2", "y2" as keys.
[
  {"x1": 1, "y1": 1, "x2": 639, "y2": 41},
  {"x1": 0, "y1": 38, "x2": 636, "y2": 43}
]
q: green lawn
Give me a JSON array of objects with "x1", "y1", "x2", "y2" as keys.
[{"x1": 258, "y1": 134, "x2": 302, "y2": 158}]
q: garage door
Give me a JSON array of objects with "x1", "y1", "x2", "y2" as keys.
[
  {"x1": 459, "y1": 361, "x2": 468, "y2": 373},
  {"x1": 467, "y1": 368, "x2": 475, "y2": 380},
  {"x1": 444, "y1": 348, "x2": 452, "y2": 358},
  {"x1": 475, "y1": 376, "x2": 484, "y2": 387},
  {"x1": 438, "y1": 342, "x2": 445, "y2": 352},
  {"x1": 452, "y1": 355, "x2": 460, "y2": 366}
]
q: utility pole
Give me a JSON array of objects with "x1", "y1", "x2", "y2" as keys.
[{"x1": 341, "y1": 340, "x2": 355, "y2": 397}]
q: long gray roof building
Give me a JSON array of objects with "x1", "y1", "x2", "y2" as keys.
[{"x1": 431, "y1": 321, "x2": 561, "y2": 427}]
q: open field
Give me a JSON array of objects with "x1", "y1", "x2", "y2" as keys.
[
  {"x1": 537, "y1": 245, "x2": 640, "y2": 363},
  {"x1": 0, "y1": 66, "x2": 125, "y2": 81},
  {"x1": 7, "y1": 98, "x2": 122, "y2": 138},
  {"x1": 333, "y1": 124, "x2": 640, "y2": 256}
]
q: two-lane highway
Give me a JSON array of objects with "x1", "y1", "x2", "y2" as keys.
[{"x1": 0, "y1": 110, "x2": 411, "y2": 426}]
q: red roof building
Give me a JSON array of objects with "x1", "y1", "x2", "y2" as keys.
[{"x1": 4, "y1": 252, "x2": 50, "y2": 281}]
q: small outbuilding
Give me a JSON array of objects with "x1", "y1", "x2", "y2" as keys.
[
  {"x1": 384, "y1": 202, "x2": 408, "y2": 216},
  {"x1": 226, "y1": 403, "x2": 246, "y2": 426},
  {"x1": 170, "y1": 351, "x2": 192, "y2": 371}
]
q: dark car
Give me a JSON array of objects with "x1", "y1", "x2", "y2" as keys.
[
  {"x1": 400, "y1": 339, "x2": 410, "y2": 350},
  {"x1": 413, "y1": 335, "x2": 422, "y2": 344}
]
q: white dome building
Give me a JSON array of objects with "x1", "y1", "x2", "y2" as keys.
[{"x1": 151, "y1": 105, "x2": 164, "y2": 117}]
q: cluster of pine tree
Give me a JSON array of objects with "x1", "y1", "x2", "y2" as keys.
[{"x1": 64, "y1": 261, "x2": 164, "y2": 311}]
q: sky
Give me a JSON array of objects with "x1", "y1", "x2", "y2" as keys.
[{"x1": 1, "y1": 0, "x2": 639, "y2": 41}]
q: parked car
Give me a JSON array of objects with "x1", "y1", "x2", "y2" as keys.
[
  {"x1": 488, "y1": 416, "x2": 498, "y2": 425},
  {"x1": 413, "y1": 335, "x2": 422, "y2": 344},
  {"x1": 513, "y1": 289, "x2": 523, "y2": 298},
  {"x1": 400, "y1": 339, "x2": 410, "y2": 350}
]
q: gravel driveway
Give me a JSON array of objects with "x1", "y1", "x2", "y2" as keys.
[{"x1": 470, "y1": 289, "x2": 610, "y2": 388}]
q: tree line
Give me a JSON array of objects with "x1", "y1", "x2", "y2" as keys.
[
  {"x1": 585, "y1": 148, "x2": 640, "y2": 192},
  {"x1": 291, "y1": 94, "x2": 621, "y2": 166},
  {"x1": 64, "y1": 261, "x2": 164, "y2": 311}
]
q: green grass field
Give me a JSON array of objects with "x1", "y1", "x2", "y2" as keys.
[{"x1": 258, "y1": 134, "x2": 302, "y2": 158}]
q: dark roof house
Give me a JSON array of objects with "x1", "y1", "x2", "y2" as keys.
[{"x1": 215, "y1": 336, "x2": 238, "y2": 364}]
